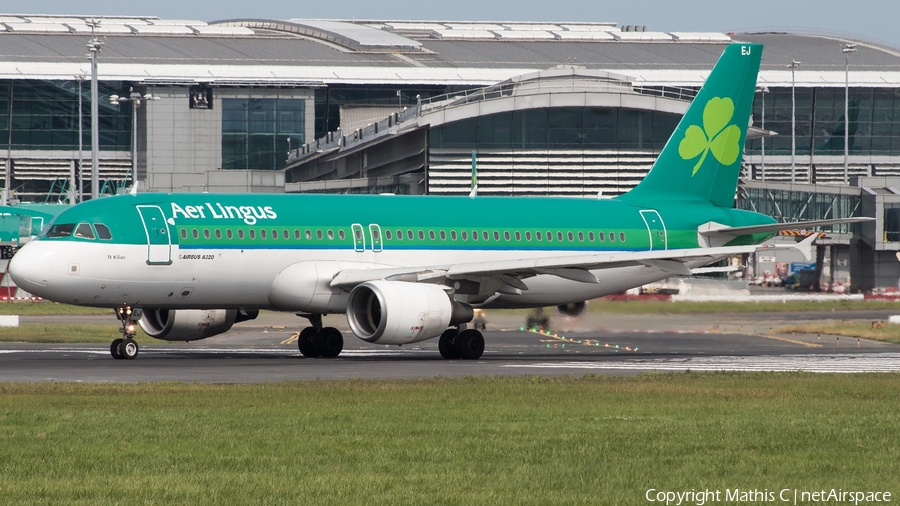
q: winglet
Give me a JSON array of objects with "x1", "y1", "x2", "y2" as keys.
[
  {"x1": 129, "y1": 181, "x2": 139, "y2": 196},
  {"x1": 793, "y1": 234, "x2": 818, "y2": 262}
]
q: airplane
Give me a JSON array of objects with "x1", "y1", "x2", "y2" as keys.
[{"x1": 8, "y1": 43, "x2": 868, "y2": 361}]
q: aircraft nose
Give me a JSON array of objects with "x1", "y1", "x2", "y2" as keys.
[{"x1": 8, "y1": 242, "x2": 52, "y2": 295}]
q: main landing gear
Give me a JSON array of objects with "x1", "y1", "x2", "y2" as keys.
[
  {"x1": 111, "y1": 306, "x2": 142, "y2": 360},
  {"x1": 297, "y1": 313, "x2": 343, "y2": 358},
  {"x1": 438, "y1": 326, "x2": 484, "y2": 360}
]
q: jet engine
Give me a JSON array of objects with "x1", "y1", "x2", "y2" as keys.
[
  {"x1": 139, "y1": 308, "x2": 258, "y2": 341},
  {"x1": 347, "y1": 280, "x2": 473, "y2": 345},
  {"x1": 556, "y1": 301, "x2": 587, "y2": 318}
]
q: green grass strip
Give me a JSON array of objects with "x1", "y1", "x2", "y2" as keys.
[
  {"x1": 0, "y1": 302, "x2": 109, "y2": 316},
  {"x1": 775, "y1": 322, "x2": 900, "y2": 344},
  {"x1": 0, "y1": 373, "x2": 897, "y2": 505},
  {"x1": 0, "y1": 324, "x2": 151, "y2": 343}
]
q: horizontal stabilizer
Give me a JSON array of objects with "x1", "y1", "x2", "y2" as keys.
[{"x1": 699, "y1": 217, "x2": 873, "y2": 237}]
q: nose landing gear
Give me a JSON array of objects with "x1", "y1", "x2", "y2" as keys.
[{"x1": 111, "y1": 306, "x2": 142, "y2": 360}]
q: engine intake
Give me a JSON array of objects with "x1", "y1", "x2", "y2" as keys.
[
  {"x1": 139, "y1": 308, "x2": 257, "y2": 341},
  {"x1": 347, "y1": 280, "x2": 473, "y2": 345},
  {"x1": 556, "y1": 301, "x2": 587, "y2": 318}
]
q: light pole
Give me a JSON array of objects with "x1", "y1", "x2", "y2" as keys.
[
  {"x1": 788, "y1": 60, "x2": 801, "y2": 183},
  {"x1": 86, "y1": 20, "x2": 102, "y2": 200},
  {"x1": 842, "y1": 43, "x2": 857, "y2": 184},
  {"x1": 110, "y1": 88, "x2": 159, "y2": 192},
  {"x1": 74, "y1": 74, "x2": 86, "y2": 203},
  {"x1": 758, "y1": 86, "x2": 769, "y2": 180}
]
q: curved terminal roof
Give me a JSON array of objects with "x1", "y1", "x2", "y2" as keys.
[{"x1": 0, "y1": 15, "x2": 897, "y2": 87}]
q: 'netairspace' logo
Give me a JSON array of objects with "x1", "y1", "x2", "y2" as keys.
[{"x1": 678, "y1": 97, "x2": 743, "y2": 176}]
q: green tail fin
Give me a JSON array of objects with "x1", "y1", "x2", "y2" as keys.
[{"x1": 618, "y1": 43, "x2": 762, "y2": 208}]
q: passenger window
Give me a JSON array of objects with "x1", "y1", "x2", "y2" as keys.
[
  {"x1": 339, "y1": 230, "x2": 346, "y2": 240},
  {"x1": 599, "y1": 232, "x2": 605, "y2": 242},
  {"x1": 192, "y1": 229, "x2": 199, "y2": 239},
  {"x1": 557, "y1": 232, "x2": 564, "y2": 242},
  {"x1": 609, "y1": 232, "x2": 616, "y2": 243},
  {"x1": 525, "y1": 231, "x2": 531, "y2": 241},
  {"x1": 283, "y1": 230, "x2": 289, "y2": 240},
  {"x1": 45, "y1": 223, "x2": 75, "y2": 238},
  {"x1": 316, "y1": 230, "x2": 323, "y2": 240},
  {"x1": 260, "y1": 229, "x2": 267, "y2": 239},
  {"x1": 588, "y1": 232, "x2": 595, "y2": 242},
  {"x1": 294, "y1": 230, "x2": 300, "y2": 239},
  {"x1": 429, "y1": 231, "x2": 436, "y2": 240},
  {"x1": 215, "y1": 229, "x2": 222, "y2": 239},
  {"x1": 418, "y1": 231, "x2": 425, "y2": 240},
  {"x1": 483, "y1": 231, "x2": 489, "y2": 241},
  {"x1": 385, "y1": 230, "x2": 393, "y2": 240},
  {"x1": 472, "y1": 230, "x2": 478, "y2": 241},
  {"x1": 619, "y1": 232, "x2": 626, "y2": 242},
  {"x1": 547, "y1": 231, "x2": 553, "y2": 242},
  {"x1": 305, "y1": 230, "x2": 312, "y2": 240},
  {"x1": 536, "y1": 231, "x2": 542, "y2": 241},
  {"x1": 397, "y1": 230, "x2": 403, "y2": 241},
  {"x1": 273, "y1": 229, "x2": 279, "y2": 240},
  {"x1": 578, "y1": 232, "x2": 584, "y2": 242},
  {"x1": 238, "y1": 229, "x2": 245, "y2": 240},
  {"x1": 74, "y1": 223, "x2": 95, "y2": 239},
  {"x1": 95, "y1": 224, "x2": 112, "y2": 240},
  {"x1": 440, "y1": 231, "x2": 446, "y2": 241},
  {"x1": 407, "y1": 230, "x2": 413, "y2": 240},
  {"x1": 327, "y1": 230, "x2": 334, "y2": 240},
  {"x1": 462, "y1": 231, "x2": 468, "y2": 241},
  {"x1": 451, "y1": 231, "x2": 457, "y2": 241},
  {"x1": 249, "y1": 230, "x2": 256, "y2": 240},
  {"x1": 203, "y1": 229, "x2": 210, "y2": 240},
  {"x1": 504, "y1": 231, "x2": 510, "y2": 241},
  {"x1": 227, "y1": 229, "x2": 233, "y2": 239},
  {"x1": 493, "y1": 231, "x2": 500, "y2": 241},
  {"x1": 567, "y1": 232, "x2": 574, "y2": 242},
  {"x1": 180, "y1": 229, "x2": 187, "y2": 240}
]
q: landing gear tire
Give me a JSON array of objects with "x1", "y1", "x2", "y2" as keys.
[
  {"x1": 118, "y1": 338, "x2": 139, "y2": 360},
  {"x1": 455, "y1": 329, "x2": 484, "y2": 360},
  {"x1": 314, "y1": 327, "x2": 344, "y2": 358},
  {"x1": 439, "y1": 329, "x2": 460, "y2": 360},
  {"x1": 110, "y1": 338, "x2": 124, "y2": 360},
  {"x1": 298, "y1": 327, "x2": 319, "y2": 358}
]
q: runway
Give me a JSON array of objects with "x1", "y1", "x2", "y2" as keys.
[{"x1": 1, "y1": 311, "x2": 898, "y2": 382}]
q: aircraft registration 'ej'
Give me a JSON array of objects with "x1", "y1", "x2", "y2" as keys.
[{"x1": 7, "y1": 44, "x2": 870, "y2": 361}]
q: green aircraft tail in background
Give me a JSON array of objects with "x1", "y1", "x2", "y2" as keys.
[{"x1": 618, "y1": 43, "x2": 762, "y2": 208}]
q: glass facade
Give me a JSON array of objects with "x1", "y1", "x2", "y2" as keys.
[
  {"x1": 314, "y1": 84, "x2": 474, "y2": 138},
  {"x1": 0, "y1": 80, "x2": 130, "y2": 151},
  {"x1": 221, "y1": 98, "x2": 305, "y2": 171},
  {"x1": 746, "y1": 87, "x2": 900, "y2": 157},
  {"x1": 429, "y1": 107, "x2": 681, "y2": 150},
  {"x1": 738, "y1": 187, "x2": 862, "y2": 233}
]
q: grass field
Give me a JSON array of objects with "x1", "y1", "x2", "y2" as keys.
[
  {"x1": 0, "y1": 324, "x2": 151, "y2": 344},
  {"x1": 775, "y1": 322, "x2": 900, "y2": 344},
  {"x1": 0, "y1": 302, "x2": 108, "y2": 316},
  {"x1": 0, "y1": 374, "x2": 897, "y2": 505}
]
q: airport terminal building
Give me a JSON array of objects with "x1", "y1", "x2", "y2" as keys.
[{"x1": 2, "y1": 15, "x2": 900, "y2": 289}]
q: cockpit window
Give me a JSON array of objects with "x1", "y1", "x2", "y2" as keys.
[
  {"x1": 74, "y1": 223, "x2": 95, "y2": 239},
  {"x1": 94, "y1": 224, "x2": 112, "y2": 240},
  {"x1": 45, "y1": 223, "x2": 76, "y2": 238}
]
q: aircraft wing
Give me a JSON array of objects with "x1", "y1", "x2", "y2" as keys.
[
  {"x1": 699, "y1": 217, "x2": 872, "y2": 237},
  {"x1": 330, "y1": 245, "x2": 759, "y2": 290}
]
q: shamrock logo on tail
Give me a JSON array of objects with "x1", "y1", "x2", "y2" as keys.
[{"x1": 678, "y1": 97, "x2": 743, "y2": 176}]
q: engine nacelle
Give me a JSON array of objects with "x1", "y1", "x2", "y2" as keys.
[
  {"x1": 556, "y1": 301, "x2": 587, "y2": 318},
  {"x1": 139, "y1": 309, "x2": 254, "y2": 341},
  {"x1": 347, "y1": 280, "x2": 473, "y2": 345}
]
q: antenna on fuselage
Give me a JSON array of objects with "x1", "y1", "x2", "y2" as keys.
[{"x1": 468, "y1": 150, "x2": 478, "y2": 199}]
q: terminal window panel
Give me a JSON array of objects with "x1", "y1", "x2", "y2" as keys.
[
  {"x1": 0, "y1": 80, "x2": 130, "y2": 151},
  {"x1": 431, "y1": 107, "x2": 680, "y2": 151},
  {"x1": 221, "y1": 98, "x2": 305, "y2": 170},
  {"x1": 747, "y1": 87, "x2": 900, "y2": 157}
]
